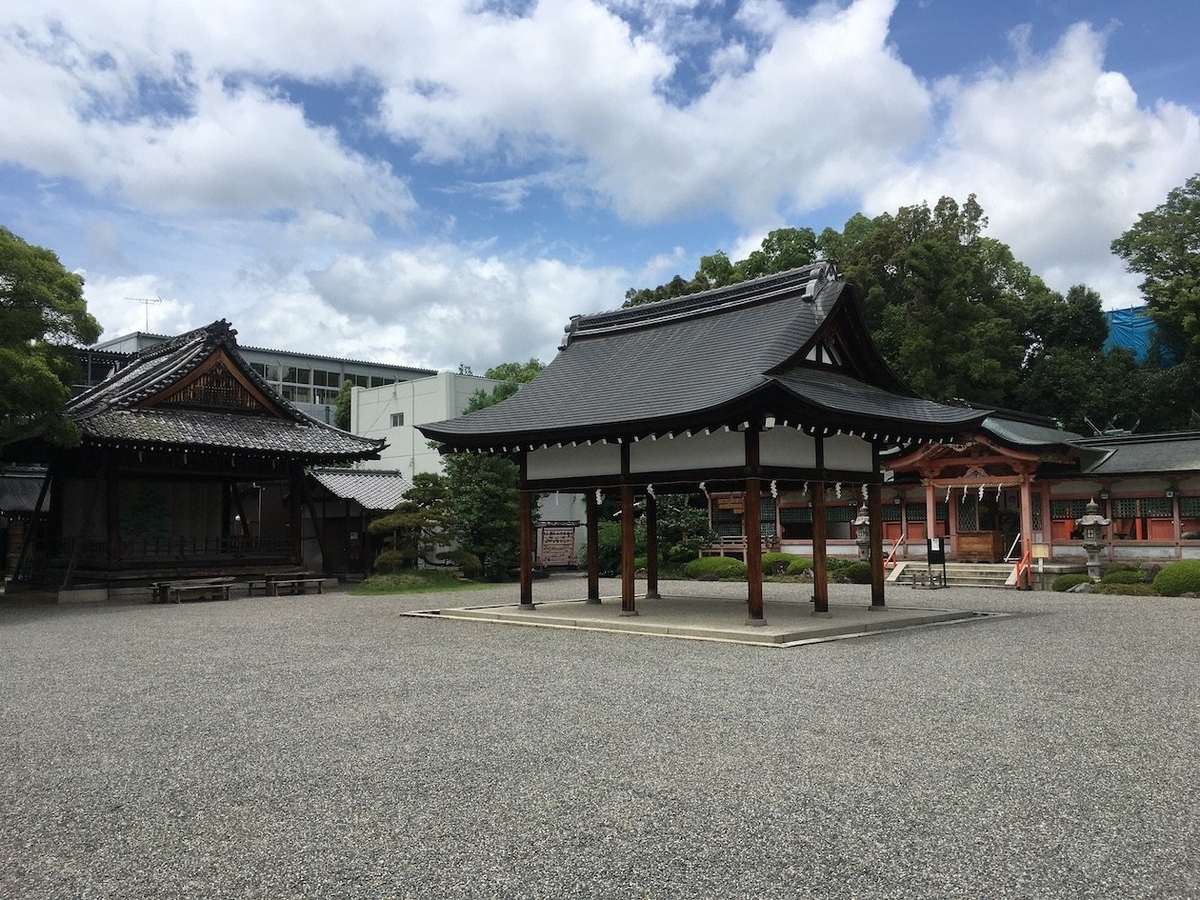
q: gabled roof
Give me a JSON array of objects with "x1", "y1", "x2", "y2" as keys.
[
  {"x1": 1074, "y1": 431, "x2": 1200, "y2": 476},
  {"x1": 420, "y1": 263, "x2": 989, "y2": 452},
  {"x1": 309, "y1": 468, "x2": 412, "y2": 511},
  {"x1": 66, "y1": 320, "x2": 383, "y2": 462}
]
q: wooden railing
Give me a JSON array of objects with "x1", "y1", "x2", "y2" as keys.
[
  {"x1": 884, "y1": 534, "x2": 906, "y2": 569},
  {"x1": 700, "y1": 533, "x2": 781, "y2": 556},
  {"x1": 1012, "y1": 547, "x2": 1033, "y2": 589}
]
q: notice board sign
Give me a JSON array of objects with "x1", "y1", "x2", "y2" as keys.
[
  {"x1": 539, "y1": 522, "x2": 578, "y2": 567},
  {"x1": 926, "y1": 537, "x2": 946, "y2": 564}
]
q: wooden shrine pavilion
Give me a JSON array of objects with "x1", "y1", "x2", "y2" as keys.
[
  {"x1": 419, "y1": 262, "x2": 990, "y2": 622},
  {"x1": 7, "y1": 320, "x2": 383, "y2": 591}
]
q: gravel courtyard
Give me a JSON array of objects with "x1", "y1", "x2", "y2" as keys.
[{"x1": 2, "y1": 577, "x2": 1198, "y2": 899}]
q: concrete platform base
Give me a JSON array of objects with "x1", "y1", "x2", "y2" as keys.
[{"x1": 406, "y1": 594, "x2": 997, "y2": 647}]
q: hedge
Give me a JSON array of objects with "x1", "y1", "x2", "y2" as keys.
[
  {"x1": 1052, "y1": 573, "x2": 1093, "y2": 592},
  {"x1": 1152, "y1": 559, "x2": 1200, "y2": 597},
  {"x1": 683, "y1": 556, "x2": 748, "y2": 581}
]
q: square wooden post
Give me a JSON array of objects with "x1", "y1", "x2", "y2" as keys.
[
  {"x1": 645, "y1": 492, "x2": 660, "y2": 600},
  {"x1": 869, "y1": 480, "x2": 886, "y2": 609},
  {"x1": 518, "y1": 488, "x2": 534, "y2": 607},
  {"x1": 620, "y1": 483, "x2": 637, "y2": 616},
  {"x1": 812, "y1": 481, "x2": 829, "y2": 614},
  {"x1": 518, "y1": 453, "x2": 534, "y2": 608},
  {"x1": 745, "y1": 476, "x2": 764, "y2": 623},
  {"x1": 585, "y1": 490, "x2": 601, "y2": 603}
]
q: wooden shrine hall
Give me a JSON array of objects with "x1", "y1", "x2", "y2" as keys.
[
  {"x1": 7, "y1": 320, "x2": 383, "y2": 591},
  {"x1": 420, "y1": 262, "x2": 990, "y2": 623}
]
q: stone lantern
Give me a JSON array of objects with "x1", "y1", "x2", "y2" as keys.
[
  {"x1": 1075, "y1": 498, "x2": 1111, "y2": 580},
  {"x1": 852, "y1": 503, "x2": 871, "y2": 561}
]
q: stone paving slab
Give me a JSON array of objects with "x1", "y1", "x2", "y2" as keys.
[{"x1": 408, "y1": 594, "x2": 994, "y2": 646}]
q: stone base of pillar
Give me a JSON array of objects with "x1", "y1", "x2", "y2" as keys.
[
  {"x1": 811, "y1": 610, "x2": 833, "y2": 618},
  {"x1": 868, "y1": 604, "x2": 887, "y2": 612},
  {"x1": 744, "y1": 617, "x2": 768, "y2": 627},
  {"x1": 517, "y1": 603, "x2": 538, "y2": 611},
  {"x1": 619, "y1": 609, "x2": 639, "y2": 618},
  {"x1": 645, "y1": 590, "x2": 661, "y2": 600},
  {"x1": 585, "y1": 597, "x2": 602, "y2": 605}
]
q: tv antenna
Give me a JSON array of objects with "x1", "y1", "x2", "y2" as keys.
[{"x1": 127, "y1": 296, "x2": 162, "y2": 331}]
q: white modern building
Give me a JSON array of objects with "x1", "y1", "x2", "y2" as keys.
[
  {"x1": 350, "y1": 372, "x2": 500, "y2": 479},
  {"x1": 351, "y1": 371, "x2": 588, "y2": 566}
]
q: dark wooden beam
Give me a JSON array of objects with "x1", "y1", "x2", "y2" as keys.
[
  {"x1": 645, "y1": 491, "x2": 660, "y2": 600},
  {"x1": 519, "y1": 453, "x2": 533, "y2": 607},
  {"x1": 620, "y1": 483, "x2": 636, "y2": 615},
  {"x1": 812, "y1": 436, "x2": 828, "y2": 613},
  {"x1": 585, "y1": 490, "x2": 600, "y2": 603},
  {"x1": 744, "y1": 426, "x2": 764, "y2": 623},
  {"x1": 869, "y1": 478, "x2": 885, "y2": 609}
]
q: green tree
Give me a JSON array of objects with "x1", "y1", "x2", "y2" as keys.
[
  {"x1": 1111, "y1": 174, "x2": 1200, "y2": 359},
  {"x1": 441, "y1": 358, "x2": 544, "y2": 580},
  {"x1": 1, "y1": 226, "x2": 101, "y2": 451},
  {"x1": 334, "y1": 378, "x2": 355, "y2": 430},
  {"x1": 367, "y1": 471, "x2": 452, "y2": 567}
]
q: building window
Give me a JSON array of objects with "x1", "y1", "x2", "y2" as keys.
[{"x1": 391, "y1": 413, "x2": 405, "y2": 427}]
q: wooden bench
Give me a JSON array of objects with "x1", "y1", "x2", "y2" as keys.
[
  {"x1": 246, "y1": 572, "x2": 312, "y2": 596},
  {"x1": 267, "y1": 577, "x2": 325, "y2": 596},
  {"x1": 151, "y1": 577, "x2": 235, "y2": 604}
]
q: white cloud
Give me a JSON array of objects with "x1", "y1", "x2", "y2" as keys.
[
  {"x1": 300, "y1": 245, "x2": 628, "y2": 369},
  {"x1": 865, "y1": 22, "x2": 1200, "y2": 306},
  {"x1": 0, "y1": 16, "x2": 415, "y2": 227}
]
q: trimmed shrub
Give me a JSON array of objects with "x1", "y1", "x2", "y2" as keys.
[
  {"x1": 372, "y1": 549, "x2": 409, "y2": 574},
  {"x1": 760, "y1": 552, "x2": 794, "y2": 575},
  {"x1": 825, "y1": 557, "x2": 855, "y2": 573},
  {"x1": 1102, "y1": 562, "x2": 1141, "y2": 576},
  {"x1": 1091, "y1": 582, "x2": 1159, "y2": 597},
  {"x1": 839, "y1": 561, "x2": 873, "y2": 584},
  {"x1": 1052, "y1": 573, "x2": 1094, "y2": 592},
  {"x1": 439, "y1": 549, "x2": 482, "y2": 578},
  {"x1": 683, "y1": 556, "x2": 748, "y2": 581},
  {"x1": 786, "y1": 558, "x2": 814, "y2": 576},
  {"x1": 1100, "y1": 568, "x2": 1147, "y2": 585},
  {"x1": 1152, "y1": 559, "x2": 1200, "y2": 597},
  {"x1": 633, "y1": 555, "x2": 648, "y2": 572}
]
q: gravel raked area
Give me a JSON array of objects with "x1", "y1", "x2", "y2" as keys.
[{"x1": 2, "y1": 576, "x2": 1198, "y2": 899}]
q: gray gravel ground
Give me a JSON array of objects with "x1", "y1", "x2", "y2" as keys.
[{"x1": 2, "y1": 576, "x2": 1198, "y2": 899}]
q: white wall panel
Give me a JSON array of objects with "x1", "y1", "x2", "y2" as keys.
[
  {"x1": 760, "y1": 427, "x2": 817, "y2": 468},
  {"x1": 528, "y1": 442, "x2": 621, "y2": 480},
  {"x1": 630, "y1": 431, "x2": 744, "y2": 473}
]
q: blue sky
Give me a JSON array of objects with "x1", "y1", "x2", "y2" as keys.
[{"x1": 3, "y1": 0, "x2": 1198, "y2": 371}]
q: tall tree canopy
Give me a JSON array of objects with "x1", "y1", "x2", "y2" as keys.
[
  {"x1": 1111, "y1": 173, "x2": 1200, "y2": 360},
  {"x1": 1, "y1": 226, "x2": 101, "y2": 451},
  {"x1": 625, "y1": 196, "x2": 1073, "y2": 407},
  {"x1": 441, "y1": 359, "x2": 544, "y2": 580}
]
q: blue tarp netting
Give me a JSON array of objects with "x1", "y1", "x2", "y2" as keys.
[{"x1": 1105, "y1": 306, "x2": 1167, "y2": 364}]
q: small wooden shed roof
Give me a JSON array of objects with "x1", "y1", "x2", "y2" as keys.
[{"x1": 420, "y1": 263, "x2": 988, "y2": 452}]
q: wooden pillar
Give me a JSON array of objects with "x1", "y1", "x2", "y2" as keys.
[
  {"x1": 620, "y1": 483, "x2": 637, "y2": 616},
  {"x1": 221, "y1": 482, "x2": 232, "y2": 540},
  {"x1": 745, "y1": 476, "x2": 764, "y2": 622},
  {"x1": 744, "y1": 425, "x2": 764, "y2": 623},
  {"x1": 585, "y1": 490, "x2": 601, "y2": 603},
  {"x1": 868, "y1": 480, "x2": 885, "y2": 609},
  {"x1": 925, "y1": 479, "x2": 937, "y2": 549},
  {"x1": 289, "y1": 464, "x2": 303, "y2": 565},
  {"x1": 518, "y1": 489, "x2": 534, "y2": 607},
  {"x1": 645, "y1": 492, "x2": 660, "y2": 600},
  {"x1": 517, "y1": 453, "x2": 534, "y2": 607},
  {"x1": 106, "y1": 463, "x2": 121, "y2": 564},
  {"x1": 812, "y1": 481, "x2": 828, "y2": 613}
]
